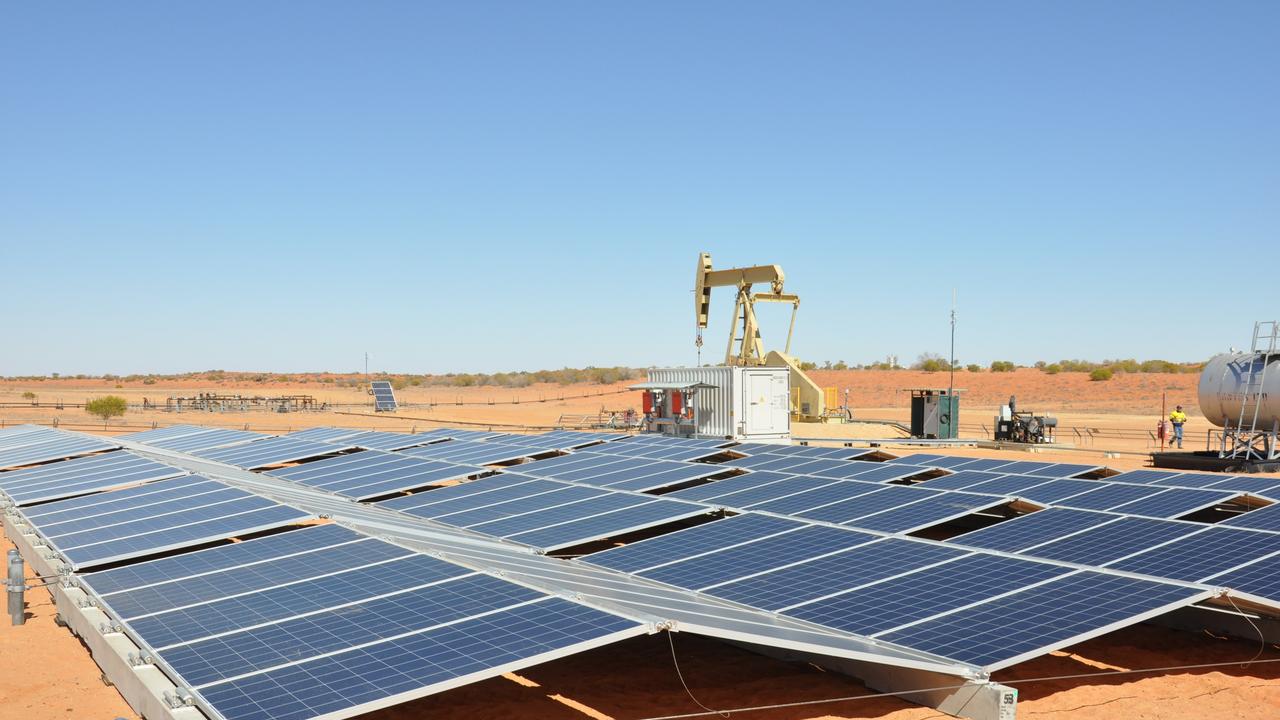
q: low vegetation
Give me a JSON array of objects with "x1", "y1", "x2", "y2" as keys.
[{"x1": 85, "y1": 395, "x2": 128, "y2": 425}]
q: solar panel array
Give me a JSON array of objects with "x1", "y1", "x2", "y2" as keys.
[
  {"x1": 18, "y1": 475, "x2": 312, "y2": 569},
  {"x1": 193, "y1": 436, "x2": 351, "y2": 469},
  {"x1": 377, "y1": 475, "x2": 712, "y2": 551},
  {"x1": 0, "y1": 428, "x2": 118, "y2": 470},
  {"x1": 8, "y1": 423, "x2": 1280, "y2": 720},
  {"x1": 78, "y1": 523, "x2": 643, "y2": 720},
  {"x1": 267, "y1": 450, "x2": 486, "y2": 500},
  {"x1": 0, "y1": 451, "x2": 186, "y2": 505},
  {"x1": 370, "y1": 379, "x2": 398, "y2": 411}
]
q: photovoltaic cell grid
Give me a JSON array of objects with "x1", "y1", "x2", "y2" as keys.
[
  {"x1": 665, "y1": 470, "x2": 800, "y2": 502},
  {"x1": 400, "y1": 439, "x2": 547, "y2": 465},
  {"x1": 333, "y1": 430, "x2": 452, "y2": 451},
  {"x1": 1105, "y1": 526, "x2": 1280, "y2": 582},
  {"x1": 267, "y1": 450, "x2": 486, "y2": 500},
  {"x1": 119, "y1": 424, "x2": 219, "y2": 443},
  {"x1": 140, "y1": 428, "x2": 268, "y2": 453},
  {"x1": 1017, "y1": 517, "x2": 1206, "y2": 566},
  {"x1": 19, "y1": 475, "x2": 312, "y2": 569},
  {"x1": 877, "y1": 571, "x2": 1210, "y2": 670},
  {"x1": 949, "y1": 508, "x2": 1118, "y2": 553},
  {"x1": 78, "y1": 524, "x2": 643, "y2": 720},
  {"x1": 0, "y1": 432, "x2": 119, "y2": 470},
  {"x1": 637, "y1": 525, "x2": 879, "y2": 590},
  {"x1": 582, "y1": 513, "x2": 806, "y2": 573},
  {"x1": 371, "y1": 380, "x2": 398, "y2": 411},
  {"x1": 193, "y1": 437, "x2": 351, "y2": 469},
  {"x1": 704, "y1": 538, "x2": 969, "y2": 610},
  {"x1": 376, "y1": 476, "x2": 712, "y2": 551},
  {"x1": 0, "y1": 451, "x2": 186, "y2": 505},
  {"x1": 784, "y1": 553, "x2": 1072, "y2": 635}
]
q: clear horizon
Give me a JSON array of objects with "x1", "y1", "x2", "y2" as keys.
[{"x1": 3, "y1": 3, "x2": 1277, "y2": 376}]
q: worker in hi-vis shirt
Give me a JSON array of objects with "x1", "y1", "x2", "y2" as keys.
[{"x1": 1169, "y1": 405, "x2": 1188, "y2": 449}]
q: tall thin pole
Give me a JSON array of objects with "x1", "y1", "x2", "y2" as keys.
[
  {"x1": 364, "y1": 352, "x2": 369, "y2": 384},
  {"x1": 949, "y1": 290, "x2": 956, "y2": 398}
]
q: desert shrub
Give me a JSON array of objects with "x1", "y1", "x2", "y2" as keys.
[
  {"x1": 1089, "y1": 367, "x2": 1114, "y2": 382},
  {"x1": 913, "y1": 353, "x2": 951, "y2": 372},
  {"x1": 85, "y1": 395, "x2": 128, "y2": 425},
  {"x1": 966, "y1": 364, "x2": 981, "y2": 373},
  {"x1": 1043, "y1": 364, "x2": 1062, "y2": 375},
  {"x1": 21, "y1": 391, "x2": 36, "y2": 400},
  {"x1": 832, "y1": 361, "x2": 848, "y2": 370},
  {"x1": 989, "y1": 361, "x2": 1016, "y2": 373},
  {"x1": 798, "y1": 361, "x2": 818, "y2": 371},
  {"x1": 391, "y1": 377, "x2": 410, "y2": 390},
  {"x1": 142, "y1": 377, "x2": 156, "y2": 385}
]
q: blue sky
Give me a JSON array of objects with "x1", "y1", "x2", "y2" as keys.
[{"x1": 2, "y1": 2, "x2": 1276, "y2": 375}]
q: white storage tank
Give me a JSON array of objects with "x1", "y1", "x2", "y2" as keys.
[
  {"x1": 643, "y1": 366, "x2": 791, "y2": 441},
  {"x1": 1198, "y1": 351, "x2": 1280, "y2": 428}
]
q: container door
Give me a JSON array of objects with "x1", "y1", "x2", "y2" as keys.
[{"x1": 744, "y1": 371, "x2": 789, "y2": 435}]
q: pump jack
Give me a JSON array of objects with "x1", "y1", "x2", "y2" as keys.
[{"x1": 694, "y1": 252, "x2": 840, "y2": 421}]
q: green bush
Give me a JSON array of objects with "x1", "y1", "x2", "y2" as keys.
[
  {"x1": 966, "y1": 364, "x2": 981, "y2": 373},
  {"x1": 914, "y1": 353, "x2": 951, "y2": 372},
  {"x1": 21, "y1": 391, "x2": 36, "y2": 400},
  {"x1": 1089, "y1": 367, "x2": 1114, "y2": 382},
  {"x1": 1043, "y1": 364, "x2": 1062, "y2": 375},
  {"x1": 85, "y1": 395, "x2": 128, "y2": 425},
  {"x1": 989, "y1": 361, "x2": 1016, "y2": 373}
]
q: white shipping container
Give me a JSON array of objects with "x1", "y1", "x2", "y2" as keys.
[{"x1": 646, "y1": 366, "x2": 791, "y2": 441}]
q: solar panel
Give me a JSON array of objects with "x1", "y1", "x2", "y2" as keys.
[
  {"x1": 194, "y1": 436, "x2": 348, "y2": 469},
  {"x1": 664, "y1": 471, "x2": 799, "y2": 502},
  {"x1": 337, "y1": 430, "x2": 448, "y2": 451},
  {"x1": 698, "y1": 474, "x2": 846, "y2": 509},
  {"x1": 1108, "y1": 487, "x2": 1238, "y2": 519},
  {"x1": 23, "y1": 475, "x2": 311, "y2": 569},
  {"x1": 375, "y1": 475, "x2": 548, "y2": 515},
  {"x1": 22, "y1": 474, "x2": 227, "y2": 522},
  {"x1": 1221, "y1": 503, "x2": 1280, "y2": 531},
  {"x1": 913, "y1": 470, "x2": 1012, "y2": 491},
  {"x1": 506, "y1": 498, "x2": 712, "y2": 551},
  {"x1": 85, "y1": 523, "x2": 367, "y2": 595},
  {"x1": 582, "y1": 513, "x2": 806, "y2": 573},
  {"x1": 1150, "y1": 472, "x2": 1234, "y2": 489},
  {"x1": 143, "y1": 428, "x2": 266, "y2": 452},
  {"x1": 841, "y1": 463, "x2": 937, "y2": 483},
  {"x1": 120, "y1": 424, "x2": 219, "y2": 443},
  {"x1": 985, "y1": 460, "x2": 1058, "y2": 476},
  {"x1": 1206, "y1": 553, "x2": 1280, "y2": 600},
  {"x1": 267, "y1": 450, "x2": 484, "y2": 500},
  {"x1": 516, "y1": 452, "x2": 622, "y2": 477},
  {"x1": 784, "y1": 553, "x2": 1072, "y2": 635},
  {"x1": 704, "y1": 538, "x2": 969, "y2": 611},
  {"x1": 594, "y1": 463, "x2": 727, "y2": 493},
  {"x1": 638, "y1": 525, "x2": 878, "y2": 590},
  {"x1": 194, "y1": 598, "x2": 638, "y2": 720},
  {"x1": 876, "y1": 571, "x2": 1207, "y2": 669},
  {"x1": 417, "y1": 484, "x2": 604, "y2": 527},
  {"x1": 958, "y1": 474, "x2": 1056, "y2": 496},
  {"x1": 0, "y1": 433, "x2": 119, "y2": 469},
  {"x1": 1018, "y1": 517, "x2": 1206, "y2": 566},
  {"x1": 746, "y1": 481, "x2": 884, "y2": 515},
  {"x1": 371, "y1": 380, "x2": 398, "y2": 411},
  {"x1": 1206, "y1": 475, "x2": 1280, "y2": 497},
  {"x1": 948, "y1": 458, "x2": 1014, "y2": 472},
  {"x1": 1013, "y1": 478, "x2": 1101, "y2": 505},
  {"x1": 400, "y1": 439, "x2": 541, "y2": 465},
  {"x1": 846, "y1": 493, "x2": 1009, "y2": 534},
  {"x1": 949, "y1": 508, "x2": 1118, "y2": 552},
  {"x1": 467, "y1": 493, "x2": 650, "y2": 538},
  {"x1": 0, "y1": 451, "x2": 186, "y2": 505},
  {"x1": 1106, "y1": 526, "x2": 1280, "y2": 581},
  {"x1": 1017, "y1": 463, "x2": 1102, "y2": 478},
  {"x1": 1053, "y1": 483, "x2": 1167, "y2": 511},
  {"x1": 796, "y1": 485, "x2": 943, "y2": 524},
  {"x1": 281, "y1": 426, "x2": 368, "y2": 443},
  {"x1": 1104, "y1": 469, "x2": 1185, "y2": 484}
]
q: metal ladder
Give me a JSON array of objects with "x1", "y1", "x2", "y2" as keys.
[{"x1": 1231, "y1": 320, "x2": 1279, "y2": 459}]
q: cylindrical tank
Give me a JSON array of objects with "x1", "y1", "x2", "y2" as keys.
[{"x1": 1197, "y1": 352, "x2": 1280, "y2": 427}]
